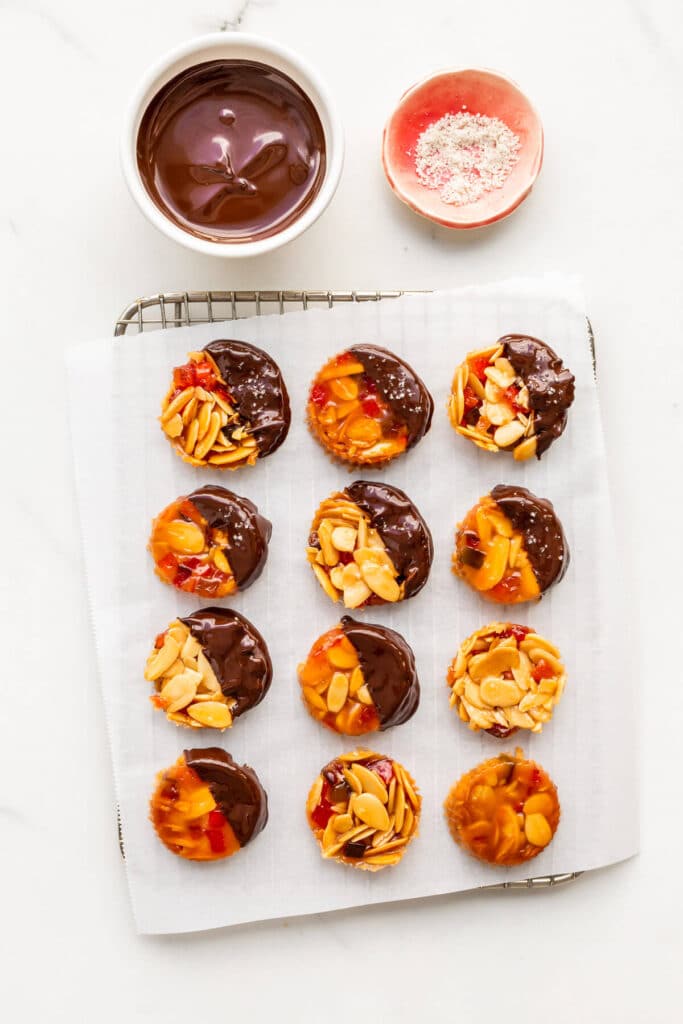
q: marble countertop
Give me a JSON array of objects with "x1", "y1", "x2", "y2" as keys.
[{"x1": 1, "y1": 0, "x2": 680, "y2": 1020}]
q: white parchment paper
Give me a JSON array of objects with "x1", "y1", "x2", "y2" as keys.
[{"x1": 66, "y1": 277, "x2": 638, "y2": 934}]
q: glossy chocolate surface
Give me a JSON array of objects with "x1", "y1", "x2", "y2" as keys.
[
  {"x1": 491, "y1": 484, "x2": 569, "y2": 592},
  {"x1": 189, "y1": 485, "x2": 271, "y2": 589},
  {"x1": 349, "y1": 344, "x2": 433, "y2": 448},
  {"x1": 180, "y1": 607, "x2": 272, "y2": 718},
  {"x1": 502, "y1": 335, "x2": 575, "y2": 457},
  {"x1": 341, "y1": 615, "x2": 419, "y2": 728},
  {"x1": 204, "y1": 339, "x2": 290, "y2": 457},
  {"x1": 346, "y1": 481, "x2": 433, "y2": 598},
  {"x1": 184, "y1": 748, "x2": 268, "y2": 846},
  {"x1": 137, "y1": 60, "x2": 326, "y2": 243}
]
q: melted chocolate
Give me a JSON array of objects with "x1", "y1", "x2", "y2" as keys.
[
  {"x1": 345, "y1": 481, "x2": 433, "y2": 599},
  {"x1": 179, "y1": 607, "x2": 272, "y2": 718},
  {"x1": 491, "y1": 485, "x2": 569, "y2": 592},
  {"x1": 502, "y1": 335, "x2": 575, "y2": 457},
  {"x1": 204, "y1": 339, "x2": 290, "y2": 457},
  {"x1": 184, "y1": 748, "x2": 268, "y2": 847},
  {"x1": 348, "y1": 345, "x2": 433, "y2": 449},
  {"x1": 136, "y1": 60, "x2": 326, "y2": 243},
  {"x1": 341, "y1": 616, "x2": 419, "y2": 729},
  {"x1": 189, "y1": 485, "x2": 271, "y2": 589}
]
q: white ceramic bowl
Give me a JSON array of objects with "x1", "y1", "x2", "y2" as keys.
[{"x1": 121, "y1": 33, "x2": 344, "y2": 258}]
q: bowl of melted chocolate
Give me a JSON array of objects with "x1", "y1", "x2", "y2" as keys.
[{"x1": 122, "y1": 34, "x2": 343, "y2": 256}]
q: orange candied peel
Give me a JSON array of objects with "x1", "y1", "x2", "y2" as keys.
[
  {"x1": 150, "y1": 756, "x2": 240, "y2": 861},
  {"x1": 298, "y1": 625, "x2": 380, "y2": 735},
  {"x1": 149, "y1": 496, "x2": 236, "y2": 598},
  {"x1": 444, "y1": 749, "x2": 560, "y2": 866},
  {"x1": 452, "y1": 494, "x2": 539, "y2": 604},
  {"x1": 307, "y1": 352, "x2": 409, "y2": 465}
]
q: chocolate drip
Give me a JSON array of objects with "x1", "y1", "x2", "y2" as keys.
[
  {"x1": 345, "y1": 481, "x2": 433, "y2": 598},
  {"x1": 502, "y1": 335, "x2": 575, "y2": 457},
  {"x1": 341, "y1": 616, "x2": 419, "y2": 729},
  {"x1": 136, "y1": 60, "x2": 326, "y2": 243},
  {"x1": 179, "y1": 607, "x2": 272, "y2": 717},
  {"x1": 349, "y1": 345, "x2": 433, "y2": 449},
  {"x1": 189, "y1": 485, "x2": 271, "y2": 589},
  {"x1": 184, "y1": 748, "x2": 268, "y2": 847},
  {"x1": 204, "y1": 339, "x2": 290, "y2": 457},
  {"x1": 491, "y1": 484, "x2": 569, "y2": 592}
]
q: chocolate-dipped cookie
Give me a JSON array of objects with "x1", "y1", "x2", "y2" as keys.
[
  {"x1": 307, "y1": 344, "x2": 433, "y2": 466},
  {"x1": 448, "y1": 335, "x2": 575, "y2": 460},
  {"x1": 150, "y1": 748, "x2": 268, "y2": 861},
  {"x1": 452, "y1": 485, "x2": 569, "y2": 603},
  {"x1": 306, "y1": 749, "x2": 421, "y2": 870},
  {"x1": 160, "y1": 340, "x2": 290, "y2": 468},
  {"x1": 447, "y1": 622, "x2": 566, "y2": 737},
  {"x1": 444, "y1": 750, "x2": 560, "y2": 866},
  {"x1": 149, "y1": 485, "x2": 271, "y2": 598},
  {"x1": 145, "y1": 607, "x2": 272, "y2": 730},
  {"x1": 298, "y1": 616, "x2": 420, "y2": 735},
  {"x1": 307, "y1": 481, "x2": 433, "y2": 608}
]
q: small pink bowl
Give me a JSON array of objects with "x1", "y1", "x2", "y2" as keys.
[{"x1": 382, "y1": 68, "x2": 543, "y2": 230}]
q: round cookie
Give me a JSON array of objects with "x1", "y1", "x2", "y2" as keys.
[
  {"x1": 307, "y1": 480, "x2": 433, "y2": 608},
  {"x1": 452, "y1": 484, "x2": 569, "y2": 604},
  {"x1": 298, "y1": 615, "x2": 420, "y2": 735},
  {"x1": 448, "y1": 335, "x2": 575, "y2": 459},
  {"x1": 307, "y1": 344, "x2": 433, "y2": 466},
  {"x1": 447, "y1": 622, "x2": 566, "y2": 737},
  {"x1": 150, "y1": 748, "x2": 268, "y2": 861},
  {"x1": 160, "y1": 340, "x2": 290, "y2": 468},
  {"x1": 306, "y1": 749, "x2": 421, "y2": 870},
  {"x1": 145, "y1": 607, "x2": 272, "y2": 730},
  {"x1": 149, "y1": 485, "x2": 271, "y2": 598},
  {"x1": 444, "y1": 750, "x2": 560, "y2": 866}
]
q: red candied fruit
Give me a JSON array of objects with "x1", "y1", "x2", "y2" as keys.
[
  {"x1": 206, "y1": 809, "x2": 228, "y2": 854},
  {"x1": 361, "y1": 396, "x2": 382, "y2": 418},
  {"x1": 469, "y1": 355, "x2": 490, "y2": 383},
  {"x1": 312, "y1": 781, "x2": 334, "y2": 829},
  {"x1": 367, "y1": 758, "x2": 394, "y2": 786},
  {"x1": 309, "y1": 382, "x2": 328, "y2": 407},
  {"x1": 531, "y1": 659, "x2": 555, "y2": 682},
  {"x1": 173, "y1": 359, "x2": 217, "y2": 392},
  {"x1": 488, "y1": 574, "x2": 522, "y2": 603},
  {"x1": 463, "y1": 384, "x2": 480, "y2": 412}
]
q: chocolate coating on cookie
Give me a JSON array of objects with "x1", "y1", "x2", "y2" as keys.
[
  {"x1": 204, "y1": 339, "x2": 290, "y2": 457},
  {"x1": 346, "y1": 481, "x2": 433, "y2": 598},
  {"x1": 179, "y1": 607, "x2": 272, "y2": 718},
  {"x1": 189, "y1": 485, "x2": 271, "y2": 589},
  {"x1": 184, "y1": 748, "x2": 268, "y2": 846},
  {"x1": 491, "y1": 485, "x2": 569, "y2": 592},
  {"x1": 340, "y1": 616, "x2": 419, "y2": 728},
  {"x1": 349, "y1": 344, "x2": 433, "y2": 449},
  {"x1": 502, "y1": 336, "x2": 575, "y2": 457}
]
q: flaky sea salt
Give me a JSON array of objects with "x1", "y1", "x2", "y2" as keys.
[{"x1": 415, "y1": 111, "x2": 521, "y2": 206}]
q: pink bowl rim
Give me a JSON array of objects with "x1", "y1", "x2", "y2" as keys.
[{"x1": 381, "y1": 66, "x2": 544, "y2": 230}]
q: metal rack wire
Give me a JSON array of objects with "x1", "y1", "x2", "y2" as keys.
[{"x1": 114, "y1": 288, "x2": 581, "y2": 892}]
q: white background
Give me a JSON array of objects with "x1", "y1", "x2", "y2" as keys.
[{"x1": 0, "y1": 0, "x2": 680, "y2": 1020}]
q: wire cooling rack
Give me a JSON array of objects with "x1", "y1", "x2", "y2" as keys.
[{"x1": 114, "y1": 288, "x2": 582, "y2": 891}]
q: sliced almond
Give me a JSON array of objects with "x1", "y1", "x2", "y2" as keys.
[
  {"x1": 186, "y1": 701, "x2": 233, "y2": 729},
  {"x1": 343, "y1": 579, "x2": 372, "y2": 609},
  {"x1": 353, "y1": 793, "x2": 390, "y2": 833},
  {"x1": 326, "y1": 671, "x2": 349, "y2": 713},
  {"x1": 479, "y1": 676, "x2": 522, "y2": 708},
  {"x1": 145, "y1": 636, "x2": 181, "y2": 681},
  {"x1": 162, "y1": 520, "x2": 205, "y2": 555},
  {"x1": 352, "y1": 763, "x2": 388, "y2": 803},
  {"x1": 494, "y1": 420, "x2": 525, "y2": 448},
  {"x1": 331, "y1": 526, "x2": 357, "y2": 552}
]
